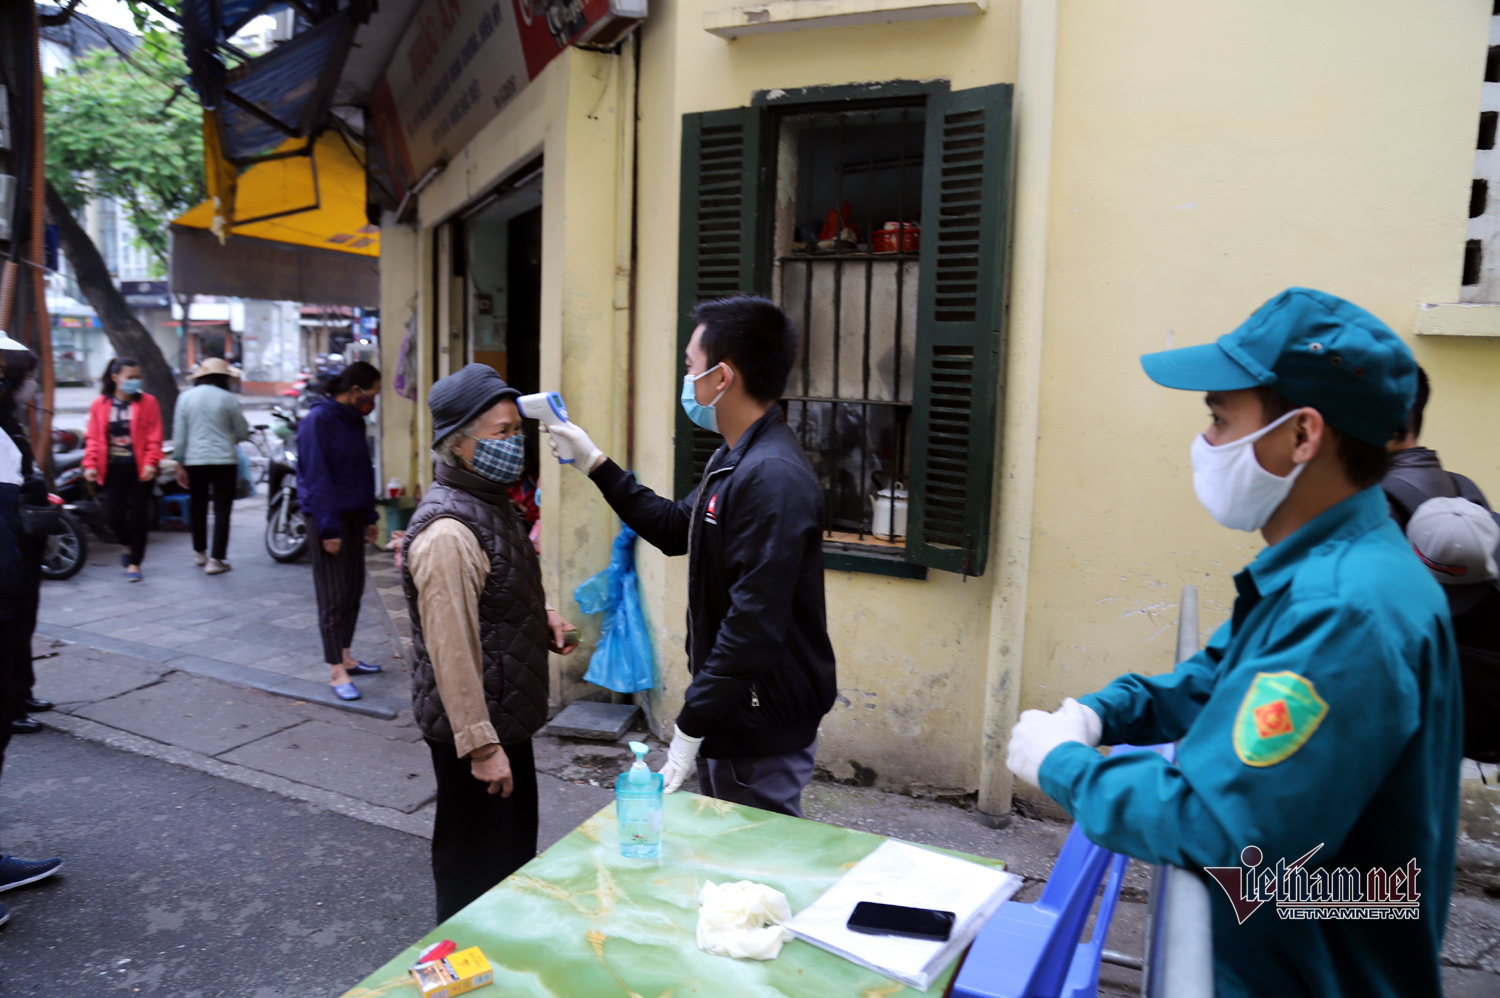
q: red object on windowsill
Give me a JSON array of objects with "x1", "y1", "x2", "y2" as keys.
[{"x1": 872, "y1": 222, "x2": 920, "y2": 254}]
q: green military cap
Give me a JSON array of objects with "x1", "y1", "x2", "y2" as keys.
[{"x1": 1141, "y1": 287, "x2": 1417, "y2": 446}]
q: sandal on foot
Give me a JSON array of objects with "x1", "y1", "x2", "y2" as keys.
[{"x1": 331, "y1": 682, "x2": 361, "y2": 701}]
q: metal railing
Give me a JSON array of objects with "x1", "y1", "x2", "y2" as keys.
[{"x1": 1098, "y1": 585, "x2": 1216, "y2": 997}]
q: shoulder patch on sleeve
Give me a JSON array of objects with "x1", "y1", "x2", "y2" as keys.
[{"x1": 1233, "y1": 671, "x2": 1329, "y2": 767}]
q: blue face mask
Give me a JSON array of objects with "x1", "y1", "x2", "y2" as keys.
[
  {"x1": 467, "y1": 433, "x2": 525, "y2": 484},
  {"x1": 680, "y1": 364, "x2": 729, "y2": 434},
  {"x1": 120, "y1": 378, "x2": 142, "y2": 395}
]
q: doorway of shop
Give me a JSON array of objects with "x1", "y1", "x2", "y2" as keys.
[{"x1": 465, "y1": 168, "x2": 544, "y2": 534}]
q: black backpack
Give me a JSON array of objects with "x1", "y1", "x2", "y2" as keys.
[{"x1": 1384, "y1": 472, "x2": 1500, "y2": 763}]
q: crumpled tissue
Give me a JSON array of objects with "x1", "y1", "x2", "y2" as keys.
[{"x1": 696, "y1": 880, "x2": 794, "y2": 960}]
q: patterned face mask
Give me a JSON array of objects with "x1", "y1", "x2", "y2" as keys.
[{"x1": 466, "y1": 432, "x2": 525, "y2": 484}]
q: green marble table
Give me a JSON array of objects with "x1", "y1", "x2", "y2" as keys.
[{"x1": 341, "y1": 792, "x2": 1007, "y2": 997}]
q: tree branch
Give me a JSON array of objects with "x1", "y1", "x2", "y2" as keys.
[
  {"x1": 160, "y1": 82, "x2": 185, "y2": 114},
  {"x1": 45, "y1": 180, "x2": 179, "y2": 426},
  {"x1": 38, "y1": 0, "x2": 84, "y2": 27},
  {"x1": 77, "y1": 18, "x2": 182, "y2": 90}
]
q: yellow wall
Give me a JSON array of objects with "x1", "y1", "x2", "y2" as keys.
[
  {"x1": 630, "y1": 0, "x2": 1024, "y2": 791},
  {"x1": 381, "y1": 48, "x2": 632, "y2": 709},
  {"x1": 378, "y1": 220, "x2": 419, "y2": 492},
  {"x1": 379, "y1": 0, "x2": 1500, "y2": 804},
  {"x1": 1021, "y1": 0, "x2": 1497, "y2": 733}
]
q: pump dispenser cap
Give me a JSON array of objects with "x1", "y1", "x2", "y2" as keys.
[{"x1": 628, "y1": 741, "x2": 651, "y2": 784}]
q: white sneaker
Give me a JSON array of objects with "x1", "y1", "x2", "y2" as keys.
[
  {"x1": 194, "y1": 551, "x2": 208, "y2": 566},
  {"x1": 205, "y1": 558, "x2": 232, "y2": 575}
]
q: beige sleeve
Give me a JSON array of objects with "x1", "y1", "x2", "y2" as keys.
[{"x1": 409, "y1": 517, "x2": 497, "y2": 758}]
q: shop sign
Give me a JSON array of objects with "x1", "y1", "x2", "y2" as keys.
[
  {"x1": 120, "y1": 280, "x2": 171, "y2": 308},
  {"x1": 370, "y1": 0, "x2": 638, "y2": 193}
]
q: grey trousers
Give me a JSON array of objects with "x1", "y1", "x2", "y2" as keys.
[{"x1": 696, "y1": 740, "x2": 817, "y2": 818}]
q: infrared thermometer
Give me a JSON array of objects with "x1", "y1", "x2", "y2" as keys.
[{"x1": 518, "y1": 391, "x2": 573, "y2": 463}]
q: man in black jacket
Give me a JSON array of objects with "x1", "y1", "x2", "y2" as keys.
[{"x1": 548, "y1": 295, "x2": 836, "y2": 816}]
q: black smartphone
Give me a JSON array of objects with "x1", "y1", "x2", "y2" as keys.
[{"x1": 846, "y1": 901, "x2": 956, "y2": 942}]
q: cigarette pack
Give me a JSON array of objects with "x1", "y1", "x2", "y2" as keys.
[{"x1": 408, "y1": 946, "x2": 493, "y2": 997}]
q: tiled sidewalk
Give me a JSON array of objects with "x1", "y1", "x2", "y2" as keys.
[{"x1": 37, "y1": 494, "x2": 409, "y2": 716}]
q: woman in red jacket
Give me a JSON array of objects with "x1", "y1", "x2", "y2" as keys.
[{"x1": 82, "y1": 358, "x2": 163, "y2": 582}]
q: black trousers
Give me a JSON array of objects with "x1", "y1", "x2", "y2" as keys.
[
  {"x1": 8, "y1": 533, "x2": 43, "y2": 703},
  {"x1": 102, "y1": 460, "x2": 152, "y2": 564},
  {"x1": 0, "y1": 617, "x2": 11, "y2": 780},
  {"x1": 0, "y1": 486, "x2": 21, "y2": 778},
  {"x1": 428, "y1": 737, "x2": 539, "y2": 924},
  {"x1": 187, "y1": 464, "x2": 237, "y2": 560},
  {"x1": 307, "y1": 512, "x2": 366, "y2": 665}
]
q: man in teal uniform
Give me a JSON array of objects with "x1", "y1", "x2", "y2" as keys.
[{"x1": 1006, "y1": 288, "x2": 1462, "y2": 997}]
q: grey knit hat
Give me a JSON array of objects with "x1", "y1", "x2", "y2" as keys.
[{"x1": 429, "y1": 363, "x2": 520, "y2": 447}]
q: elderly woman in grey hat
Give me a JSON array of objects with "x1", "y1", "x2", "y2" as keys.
[
  {"x1": 402, "y1": 363, "x2": 574, "y2": 923},
  {"x1": 173, "y1": 357, "x2": 251, "y2": 574}
]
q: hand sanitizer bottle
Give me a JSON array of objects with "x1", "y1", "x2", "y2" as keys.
[{"x1": 615, "y1": 741, "x2": 663, "y2": 859}]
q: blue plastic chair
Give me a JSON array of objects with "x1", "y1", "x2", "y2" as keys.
[
  {"x1": 159, "y1": 493, "x2": 190, "y2": 529},
  {"x1": 952, "y1": 822, "x2": 1121, "y2": 998},
  {"x1": 1061, "y1": 851, "x2": 1130, "y2": 998},
  {"x1": 953, "y1": 743, "x2": 1166, "y2": 998}
]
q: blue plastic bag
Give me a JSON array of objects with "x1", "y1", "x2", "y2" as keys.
[
  {"x1": 575, "y1": 523, "x2": 656, "y2": 693},
  {"x1": 235, "y1": 445, "x2": 255, "y2": 499}
]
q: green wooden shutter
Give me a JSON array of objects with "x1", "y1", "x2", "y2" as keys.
[
  {"x1": 673, "y1": 107, "x2": 773, "y2": 499},
  {"x1": 906, "y1": 84, "x2": 1014, "y2": 576}
]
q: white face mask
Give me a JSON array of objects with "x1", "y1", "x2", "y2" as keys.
[
  {"x1": 13, "y1": 379, "x2": 37, "y2": 405},
  {"x1": 1190, "y1": 408, "x2": 1306, "y2": 532}
]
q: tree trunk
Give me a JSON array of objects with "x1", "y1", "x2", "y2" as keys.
[{"x1": 45, "y1": 181, "x2": 179, "y2": 430}]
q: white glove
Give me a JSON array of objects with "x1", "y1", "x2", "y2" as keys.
[
  {"x1": 544, "y1": 421, "x2": 605, "y2": 473},
  {"x1": 658, "y1": 724, "x2": 705, "y2": 794},
  {"x1": 1005, "y1": 698, "x2": 1103, "y2": 789}
]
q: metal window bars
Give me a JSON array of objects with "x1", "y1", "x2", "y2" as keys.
[{"x1": 776, "y1": 105, "x2": 924, "y2": 545}]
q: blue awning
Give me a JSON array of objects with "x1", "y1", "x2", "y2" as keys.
[
  {"x1": 180, "y1": 0, "x2": 364, "y2": 164},
  {"x1": 220, "y1": 12, "x2": 353, "y2": 161}
]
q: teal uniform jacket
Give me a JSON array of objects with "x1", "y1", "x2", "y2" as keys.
[{"x1": 1040, "y1": 486, "x2": 1461, "y2": 997}]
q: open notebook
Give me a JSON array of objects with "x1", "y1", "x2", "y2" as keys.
[{"x1": 785, "y1": 840, "x2": 1024, "y2": 991}]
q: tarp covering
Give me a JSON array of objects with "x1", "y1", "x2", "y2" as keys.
[
  {"x1": 219, "y1": 12, "x2": 352, "y2": 161},
  {"x1": 173, "y1": 131, "x2": 379, "y2": 257},
  {"x1": 221, "y1": 0, "x2": 287, "y2": 38}
]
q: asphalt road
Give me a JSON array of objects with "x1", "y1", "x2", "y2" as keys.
[{"x1": 0, "y1": 729, "x2": 433, "y2": 997}]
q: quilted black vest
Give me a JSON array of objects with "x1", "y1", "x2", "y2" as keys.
[{"x1": 402, "y1": 463, "x2": 550, "y2": 746}]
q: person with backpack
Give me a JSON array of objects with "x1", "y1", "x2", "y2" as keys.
[
  {"x1": 1383, "y1": 367, "x2": 1500, "y2": 762},
  {"x1": 0, "y1": 332, "x2": 64, "y2": 926},
  {"x1": 1383, "y1": 366, "x2": 1489, "y2": 527},
  {"x1": 0, "y1": 346, "x2": 50, "y2": 736},
  {"x1": 1006, "y1": 289, "x2": 1461, "y2": 997}
]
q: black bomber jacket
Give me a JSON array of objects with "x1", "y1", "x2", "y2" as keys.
[{"x1": 590, "y1": 406, "x2": 837, "y2": 759}]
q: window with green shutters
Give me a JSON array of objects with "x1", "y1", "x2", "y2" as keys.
[
  {"x1": 674, "y1": 108, "x2": 773, "y2": 498},
  {"x1": 674, "y1": 83, "x2": 1013, "y2": 577}
]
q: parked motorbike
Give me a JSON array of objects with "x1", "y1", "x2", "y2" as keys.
[
  {"x1": 280, "y1": 370, "x2": 311, "y2": 400},
  {"x1": 37, "y1": 496, "x2": 88, "y2": 582},
  {"x1": 263, "y1": 405, "x2": 307, "y2": 562},
  {"x1": 51, "y1": 426, "x2": 83, "y2": 454}
]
